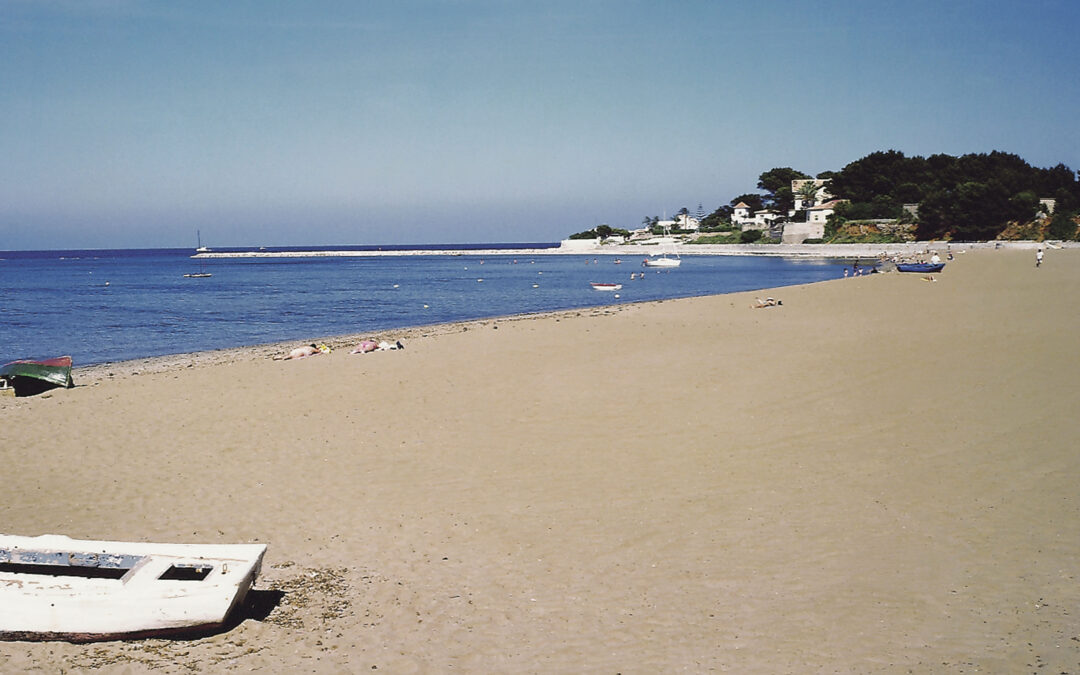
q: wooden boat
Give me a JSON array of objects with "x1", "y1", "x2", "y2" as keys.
[
  {"x1": 590, "y1": 282, "x2": 623, "y2": 291},
  {"x1": 0, "y1": 534, "x2": 267, "y2": 641},
  {"x1": 0, "y1": 356, "x2": 73, "y2": 395},
  {"x1": 896, "y1": 262, "x2": 945, "y2": 273}
]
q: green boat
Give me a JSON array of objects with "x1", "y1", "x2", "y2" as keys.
[{"x1": 0, "y1": 356, "x2": 74, "y2": 395}]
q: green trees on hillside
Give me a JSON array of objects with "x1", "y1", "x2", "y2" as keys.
[
  {"x1": 619, "y1": 151, "x2": 1079, "y2": 242},
  {"x1": 757, "y1": 167, "x2": 810, "y2": 213},
  {"x1": 825, "y1": 150, "x2": 1080, "y2": 240}
]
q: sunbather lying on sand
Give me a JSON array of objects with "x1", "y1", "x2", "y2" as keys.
[
  {"x1": 752, "y1": 297, "x2": 781, "y2": 308},
  {"x1": 351, "y1": 340, "x2": 378, "y2": 354},
  {"x1": 351, "y1": 340, "x2": 404, "y2": 354},
  {"x1": 275, "y1": 344, "x2": 329, "y2": 360}
]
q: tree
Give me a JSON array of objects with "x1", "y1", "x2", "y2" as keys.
[
  {"x1": 699, "y1": 206, "x2": 733, "y2": 230},
  {"x1": 1047, "y1": 212, "x2": 1079, "y2": 240},
  {"x1": 757, "y1": 167, "x2": 810, "y2": 212},
  {"x1": 915, "y1": 189, "x2": 953, "y2": 240},
  {"x1": 796, "y1": 181, "x2": 822, "y2": 207},
  {"x1": 758, "y1": 167, "x2": 810, "y2": 194},
  {"x1": 730, "y1": 193, "x2": 765, "y2": 213}
]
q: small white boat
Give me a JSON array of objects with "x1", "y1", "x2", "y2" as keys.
[
  {"x1": 642, "y1": 256, "x2": 680, "y2": 268},
  {"x1": 0, "y1": 534, "x2": 266, "y2": 641},
  {"x1": 590, "y1": 282, "x2": 623, "y2": 291},
  {"x1": 642, "y1": 229, "x2": 681, "y2": 267},
  {"x1": 195, "y1": 230, "x2": 211, "y2": 254}
]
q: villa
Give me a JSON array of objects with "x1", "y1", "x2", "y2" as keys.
[{"x1": 732, "y1": 203, "x2": 782, "y2": 231}]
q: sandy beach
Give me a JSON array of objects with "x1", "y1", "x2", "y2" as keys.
[{"x1": 2, "y1": 248, "x2": 1077, "y2": 673}]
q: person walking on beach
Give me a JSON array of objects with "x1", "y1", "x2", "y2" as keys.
[{"x1": 1036, "y1": 248, "x2": 1044, "y2": 267}]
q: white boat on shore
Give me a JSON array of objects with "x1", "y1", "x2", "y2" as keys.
[{"x1": 0, "y1": 534, "x2": 266, "y2": 642}]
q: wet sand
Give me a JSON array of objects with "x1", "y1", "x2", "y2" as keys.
[{"x1": 2, "y1": 248, "x2": 1077, "y2": 673}]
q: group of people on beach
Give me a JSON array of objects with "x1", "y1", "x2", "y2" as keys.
[{"x1": 276, "y1": 339, "x2": 404, "y2": 360}]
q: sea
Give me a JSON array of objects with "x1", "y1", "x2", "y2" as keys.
[{"x1": 0, "y1": 244, "x2": 852, "y2": 367}]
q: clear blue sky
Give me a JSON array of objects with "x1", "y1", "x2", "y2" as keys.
[{"x1": 2, "y1": 0, "x2": 1078, "y2": 249}]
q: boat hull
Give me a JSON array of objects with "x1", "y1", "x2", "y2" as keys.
[
  {"x1": 590, "y1": 283, "x2": 622, "y2": 291},
  {"x1": 0, "y1": 534, "x2": 266, "y2": 642},
  {"x1": 896, "y1": 262, "x2": 945, "y2": 273},
  {"x1": 643, "y1": 258, "x2": 680, "y2": 268},
  {"x1": 0, "y1": 356, "x2": 73, "y2": 392}
]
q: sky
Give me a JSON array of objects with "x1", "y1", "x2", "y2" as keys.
[{"x1": 2, "y1": 0, "x2": 1078, "y2": 249}]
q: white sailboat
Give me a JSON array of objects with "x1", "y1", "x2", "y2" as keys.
[
  {"x1": 643, "y1": 227, "x2": 681, "y2": 268},
  {"x1": 186, "y1": 231, "x2": 213, "y2": 278}
]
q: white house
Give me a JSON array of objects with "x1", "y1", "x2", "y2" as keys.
[
  {"x1": 732, "y1": 202, "x2": 753, "y2": 226},
  {"x1": 656, "y1": 214, "x2": 701, "y2": 231},
  {"x1": 741, "y1": 209, "x2": 781, "y2": 231},
  {"x1": 806, "y1": 199, "x2": 845, "y2": 225},
  {"x1": 675, "y1": 213, "x2": 700, "y2": 230}
]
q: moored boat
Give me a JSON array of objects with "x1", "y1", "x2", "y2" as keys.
[
  {"x1": 896, "y1": 262, "x2": 945, "y2": 273},
  {"x1": 0, "y1": 534, "x2": 267, "y2": 642},
  {"x1": 642, "y1": 256, "x2": 681, "y2": 268},
  {"x1": 194, "y1": 229, "x2": 211, "y2": 254},
  {"x1": 642, "y1": 229, "x2": 681, "y2": 267},
  {"x1": 590, "y1": 282, "x2": 623, "y2": 291}
]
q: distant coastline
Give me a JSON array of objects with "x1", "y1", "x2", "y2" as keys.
[{"x1": 193, "y1": 239, "x2": 1070, "y2": 260}]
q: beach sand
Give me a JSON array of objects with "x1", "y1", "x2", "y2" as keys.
[{"x1": 2, "y1": 248, "x2": 1077, "y2": 673}]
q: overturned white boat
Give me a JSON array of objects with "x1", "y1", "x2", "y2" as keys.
[{"x1": 0, "y1": 534, "x2": 266, "y2": 641}]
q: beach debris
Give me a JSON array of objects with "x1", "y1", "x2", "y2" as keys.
[{"x1": 264, "y1": 565, "x2": 353, "y2": 629}]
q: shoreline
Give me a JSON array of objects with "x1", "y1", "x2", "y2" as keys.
[
  {"x1": 193, "y1": 239, "x2": 1073, "y2": 259},
  {"x1": 61, "y1": 239, "x2": 1062, "y2": 380},
  {"x1": 64, "y1": 262, "x2": 848, "y2": 375},
  {"x1": 67, "y1": 301, "x2": 666, "y2": 386}
]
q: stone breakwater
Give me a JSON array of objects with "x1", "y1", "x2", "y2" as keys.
[{"x1": 193, "y1": 240, "x2": 1067, "y2": 259}]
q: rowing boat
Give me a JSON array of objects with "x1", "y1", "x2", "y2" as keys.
[
  {"x1": 0, "y1": 356, "x2": 73, "y2": 395},
  {"x1": 0, "y1": 534, "x2": 267, "y2": 641}
]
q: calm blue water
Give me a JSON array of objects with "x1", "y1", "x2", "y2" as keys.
[{"x1": 0, "y1": 246, "x2": 849, "y2": 366}]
